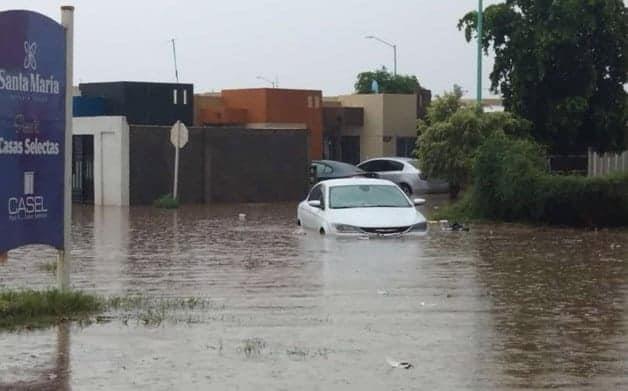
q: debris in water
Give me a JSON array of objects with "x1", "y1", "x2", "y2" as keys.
[
  {"x1": 377, "y1": 289, "x2": 389, "y2": 296},
  {"x1": 443, "y1": 222, "x2": 469, "y2": 232},
  {"x1": 386, "y1": 357, "x2": 413, "y2": 369},
  {"x1": 238, "y1": 213, "x2": 247, "y2": 221}
]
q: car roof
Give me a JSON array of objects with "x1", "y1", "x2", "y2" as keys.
[
  {"x1": 359, "y1": 157, "x2": 417, "y2": 164},
  {"x1": 320, "y1": 178, "x2": 398, "y2": 187},
  {"x1": 313, "y1": 160, "x2": 365, "y2": 174}
]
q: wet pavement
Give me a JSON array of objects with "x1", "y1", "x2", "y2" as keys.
[{"x1": 1, "y1": 200, "x2": 627, "y2": 390}]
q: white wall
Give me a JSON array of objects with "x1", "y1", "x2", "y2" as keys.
[{"x1": 73, "y1": 116, "x2": 129, "y2": 206}]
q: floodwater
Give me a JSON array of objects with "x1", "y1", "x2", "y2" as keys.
[{"x1": 1, "y1": 200, "x2": 627, "y2": 390}]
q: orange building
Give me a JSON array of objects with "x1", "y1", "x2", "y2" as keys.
[{"x1": 196, "y1": 88, "x2": 323, "y2": 159}]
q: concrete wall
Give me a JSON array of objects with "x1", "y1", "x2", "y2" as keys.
[
  {"x1": 129, "y1": 126, "x2": 310, "y2": 205},
  {"x1": 588, "y1": 149, "x2": 628, "y2": 177},
  {"x1": 73, "y1": 116, "x2": 130, "y2": 206}
]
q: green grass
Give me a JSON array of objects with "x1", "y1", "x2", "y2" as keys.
[
  {"x1": 153, "y1": 194, "x2": 180, "y2": 209},
  {"x1": 0, "y1": 289, "x2": 103, "y2": 331},
  {"x1": 430, "y1": 191, "x2": 477, "y2": 223}
]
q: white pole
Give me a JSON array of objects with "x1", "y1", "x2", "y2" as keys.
[
  {"x1": 173, "y1": 121, "x2": 180, "y2": 200},
  {"x1": 58, "y1": 6, "x2": 74, "y2": 291}
]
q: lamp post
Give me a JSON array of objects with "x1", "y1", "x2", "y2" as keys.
[
  {"x1": 477, "y1": 0, "x2": 484, "y2": 107},
  {"x1": 365, "y1": 35, "x2": 397, "y2": 75},
  {"x1": 256, "y1": 75, "x2": 277, "y2": 88}
]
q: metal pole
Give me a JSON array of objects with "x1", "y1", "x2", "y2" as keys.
[
  {"x1": 59, "y1": 5, "x2": 74, "y2": 291},
  {"x1": 171, "y1": 39, "x2": 179, "y2": 83},
  {"x1": 173, "y1": 121, "x2": 180, "y2": 200},
  {"x1": 477, "y1": 0, "x2": 484, "y2": 106},
  {"x1": 393, "y1": 45, "x2": 397, "y2": 76}
]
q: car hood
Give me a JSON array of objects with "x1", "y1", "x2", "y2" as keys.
[{"x1": 327, "y1": 207, "x2": 425, "y2": 228}]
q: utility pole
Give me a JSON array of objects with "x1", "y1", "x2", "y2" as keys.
[
  {"x1": 477, "y1": 0, "x2": 484, "y2": 108},
  {"x1": 171, "y1": 38, "x2": 179, "y2": 83}
]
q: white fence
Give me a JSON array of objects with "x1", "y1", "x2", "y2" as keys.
[{"x1": 588, "y1": 149, "x2": 628, "y2": 177}]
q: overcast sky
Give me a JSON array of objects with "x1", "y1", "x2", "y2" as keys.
[{"x1": 2, "y1": 0, "x2": 502, "y2": 97}]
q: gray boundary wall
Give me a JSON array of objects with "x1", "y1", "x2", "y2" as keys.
[
  {"x1": 129, "y1": 126, "x2": 310, "y2": 205},
  {"x1": 588, "y1": 149, "x2": 628, "y2": 177}
]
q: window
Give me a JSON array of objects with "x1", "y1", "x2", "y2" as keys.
[
  {"x1": 329, "y1": 185, "x2": 411, "y2": 209},
  {"x1": 396, "y1": 137, "x2": 417, "y2": 158},
  {"x1": 381, "y1": 160, "x2": 404, "y2": 172},
  {"x1": 314, "y1": 96, "x2": 321, "y2": 109},
  {"x1": 173, "y1": 89, "x2": 178, "y2": 104},
  {"x1": 312, "y1": 163, "x2": 332, "y2": 178},
  {"x1": 307, "y1": 96, "x2": 314, "y2": 108},
  {"x1": 183, "y1": 89, "x2": 188, "y2": 105},
  {"x1": 307, "y1": 184, "x2": 325, "y2": 209},
  {"x1": 358, "y1": 159, "x2": 402, "y2": 172}
]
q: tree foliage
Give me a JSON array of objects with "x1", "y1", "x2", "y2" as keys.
[
  {"x1": 415, "y1": 89, "x2": 531, "y2": 197},
  {"x1": 458, "y1": 0, "x2": 628, "y2": 153},
  {"x1": 355, "y1": 67, "x2": 420, "y2": 94}
]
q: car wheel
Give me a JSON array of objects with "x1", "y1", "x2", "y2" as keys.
[
  {"x1": 400, "y1": 183, "x2": 412, "y2": 196},
  {"x1": 319, "y1": 228, "x2": 326, "y2": 235}
]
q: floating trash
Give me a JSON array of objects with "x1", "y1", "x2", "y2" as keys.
[
  {"x1": 238, "y1": 213, "x2": 247, "y2": 221},
  {"x1": 386, "y1": 357, "x2": 413, "y2": 369}
]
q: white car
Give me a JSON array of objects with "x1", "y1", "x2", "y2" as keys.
[
  {"x1": 357, "y1": 157, "x2": 449, "y2": 195},
  {"x1": 297, "y1": 178, "x2": 428, "y2": 236}
]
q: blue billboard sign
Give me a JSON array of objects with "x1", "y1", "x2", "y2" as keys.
[{"x1": 0, "y1": 11, "x2": 66, "y2": 253}]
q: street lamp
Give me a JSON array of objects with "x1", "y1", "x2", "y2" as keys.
[
  {"x1": 256, "y1": 75, "x2": 277, "y2": 88},
  {"x1": 477, "y1": 0, "x2": 484, "y2": 107},
  {"x1": 365, "y1": 35, "x2": 397, "y2": 76}
]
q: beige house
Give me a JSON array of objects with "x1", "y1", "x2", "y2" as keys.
[{"x1": 335, "y1": 94, "x2": 418, "y2": 161}]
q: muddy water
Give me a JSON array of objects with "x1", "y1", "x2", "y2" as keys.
[{"x1": 1, "y1": 201, "x2": 627, "y2": 390}]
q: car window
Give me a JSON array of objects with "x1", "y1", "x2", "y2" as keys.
[
  {"x1": 308, "y1": 185, "x2": 322, "y2": 201},
  {"x1": 382, "y1": 160, "x2": 404, "y2": 172},
  {"x1": 358, "y1": 160, "x2": 385, "y2": 172},
  {"x1": 329, "y1": 185, "x2": 411, "y2": 209},
  {"x1": 313, "y1": 163, "x2": 333, "y2": 177}
]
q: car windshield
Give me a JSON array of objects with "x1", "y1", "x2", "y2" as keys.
[{"x1": 329, "y1": 185, "x2": 412, "y2": 209}]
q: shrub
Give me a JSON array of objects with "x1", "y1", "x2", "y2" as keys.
[
  {"x1": 154, "y1": 194, "x2": 180, "y2": 209},
  {"x1": 470, "y1": 134, "x2": 628, "y2": 226}
]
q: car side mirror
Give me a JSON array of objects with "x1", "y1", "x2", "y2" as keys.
[
  {"x1": 413, "y1": 198, "x2": 426, "y2": 206},
  {"x1": 308, "y1": 200, "x2": 322, "y2": 208}
]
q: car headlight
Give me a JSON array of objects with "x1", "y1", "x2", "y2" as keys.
[
  {"x1": 409, "y1": 222, "x2": 427, "y2": 232},
  {"x1": 333, "y1": 224, "x2": 363, "y2": 233}
]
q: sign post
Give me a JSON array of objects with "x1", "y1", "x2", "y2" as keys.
[
  {"x1": 59, "y1": 6, "x2": 74, "y2": 291},
  {"x1": 0, "y1": 8, "x2": 73, "y2": 290},
  {"x1": 169, "y1": 120, "x2": 189, "y2": 200}
]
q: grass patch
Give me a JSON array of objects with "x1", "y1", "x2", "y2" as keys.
[
  {"x1": 153, "y1": 194, "x2": 179, "y2": 209},
  {"x1": 0, "y1": 289, "x2": 103, "y2": 331},
  {"x1": 430, "y1": 191, "x2": 477, "y2": 222}
]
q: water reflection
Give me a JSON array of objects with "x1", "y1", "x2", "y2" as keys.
[
  {"x1": 0, "y1": 323, "x2": 71, "y2": 390},
  {"x1": 473, "y1": 225, "x2": 628, "y2": 388}
]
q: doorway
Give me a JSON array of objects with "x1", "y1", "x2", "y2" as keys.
[{"x1": 72, "y1": 135, "x2": 94, "y2": 204}]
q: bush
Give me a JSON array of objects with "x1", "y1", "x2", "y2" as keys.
[
  {"x1": 470, "y1": 134, "x2": 628, "y2": 226},
  {"x1": 154, "y1": 194, "x2": 180, "y2": 209}
]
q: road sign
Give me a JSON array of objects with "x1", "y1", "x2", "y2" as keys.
[
  {"x1": 170, "y1": 121, "x2": 188, "y2": 200},
  {"x1": 0, "y1": 10, "x2": 67, "y2": 254},
  {"x1": 170, "y1": 121, "x2": 189, "y2": 148}
]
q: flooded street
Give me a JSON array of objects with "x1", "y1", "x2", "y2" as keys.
[{"x1": 1, "y1": 201, "x2": 627, "y2": 390}]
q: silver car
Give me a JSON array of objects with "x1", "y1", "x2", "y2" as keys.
[{"x1": 357, "y1": 157, "x2": 449, "y2": 195}]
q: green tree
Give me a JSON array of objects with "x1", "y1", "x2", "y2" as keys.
[
  {"x1": 415, "y1": 89, "x2": 531, "y2": 198},
  {"x1": 355, "y1": 67, "x2": 420, "y2": 94},
  {"x1": 458, "y1": 0, "x2": 628, "y2": 154}
]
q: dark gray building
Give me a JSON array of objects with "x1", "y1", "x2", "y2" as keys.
[{"x1": 79, "y1": 81, "x2": 194, "y2": 126}]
